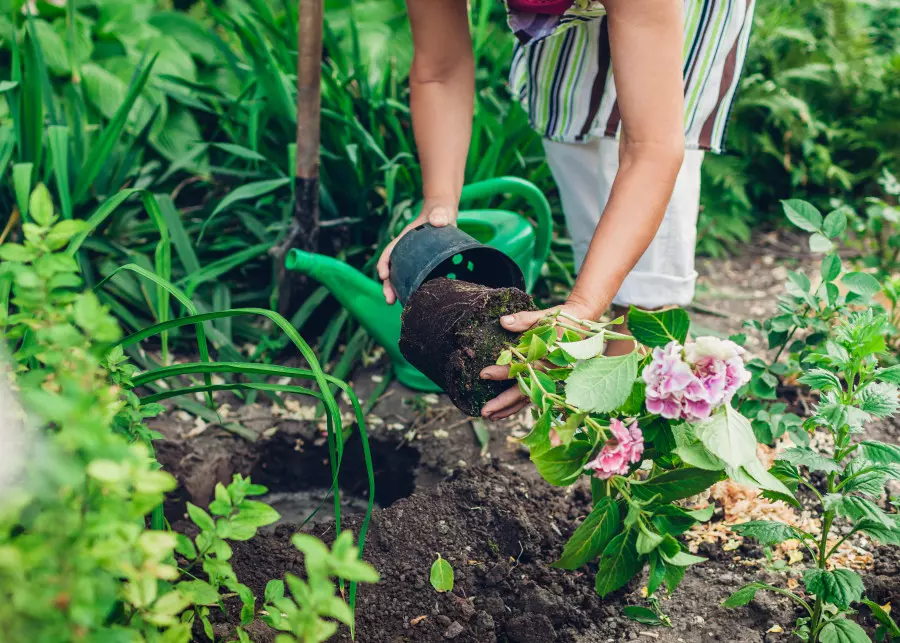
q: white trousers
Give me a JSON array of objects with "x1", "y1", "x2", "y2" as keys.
[{"x1": 543, "y1": 137, "x2": 704, "y2": 309}]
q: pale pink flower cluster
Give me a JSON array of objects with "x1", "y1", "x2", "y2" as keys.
[
  {"x1": 584, "y1": 419, "x2": 644, "y2": 480},
  {"x1": 643, "y1": 337, "x2": 750, "y2": 422}
]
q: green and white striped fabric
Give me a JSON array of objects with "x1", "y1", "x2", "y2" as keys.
[{"x1": 509, "y1": 0, "x2": 756, "y2": 153}]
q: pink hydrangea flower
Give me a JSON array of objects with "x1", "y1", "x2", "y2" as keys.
[
  {"x1": 643, "y1": 337, "x2": 750, "y2": 422},
  {"x1": 584, "y1": 419, "x2": 644, "y2": 479}
]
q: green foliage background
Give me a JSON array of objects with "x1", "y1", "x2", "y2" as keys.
[{"x1": 0, "y1": 0, "x2": 898, "y2": 357}]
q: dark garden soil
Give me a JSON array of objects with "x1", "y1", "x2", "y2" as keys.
[{"x1": 151, "y1": 236, "x2": 899, "y2": 643}]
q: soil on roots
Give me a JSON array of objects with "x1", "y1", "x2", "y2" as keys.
[{"x1": 399, "y1": 278, "x2": 535, "y2": 417}]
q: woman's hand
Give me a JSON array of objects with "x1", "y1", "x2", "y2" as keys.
[
  {"x1": 479, "y1": 301, "x2": 600, "y2": 421},
  {"x1": 376, "y1": 200, "x2": 458, "y2": 304}
]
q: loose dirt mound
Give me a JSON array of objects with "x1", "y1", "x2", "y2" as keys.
[{"x1": 222, "y1": 461, "x2": 795, "y2": 643}]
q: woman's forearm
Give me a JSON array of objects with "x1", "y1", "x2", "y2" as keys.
[
  {"x1": 406, "y1": 0, "x2": 474, "y2": 205},
  {"x1": 567, "y1": 139, "x2": 684, "y2": 318},
  {"x1": 409, "y1": 60, "x2": 474, "y2": 203},
  {"x1": 566, "y1": 0, "x2": 686, "y2": 319}
]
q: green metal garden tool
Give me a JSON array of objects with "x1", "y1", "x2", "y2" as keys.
[{"x1": 285, "y1": 175, "x2": 552, "y2": 391}]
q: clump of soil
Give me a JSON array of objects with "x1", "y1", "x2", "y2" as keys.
[{"x1": 399, "y1": 278, "x2": 535, "y2": 416}]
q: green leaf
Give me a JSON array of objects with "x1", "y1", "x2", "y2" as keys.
[
  {"x1": 809, "y1": 233, "x2": 834, "y2": 254},
  {"x1": 529, "y1": 370, "x2": 557, "y2": 408},
  {"x1": 647, "y1": 553, "x2": 666, "y2": 595},
  {"x1": 857, "y1": 518, "x2": 900, "y2": 545},
  {"x1": 781, "y1": 447, "x2": 841, "y2": 473},
  {"x1": 186, "y1": 503, "x2": 216, "y2": 533},
  {"x1": 660, "y1": 548, "x2": 706, "y2": 567},
  {"x1": 630, "y1": 468, "x2": 724, "y2": 504},
  {"x1": 693, "y1": 404, "x2": 757, "y2": 469},
  {"x1": 553, "y1": 497, "x2": 620, "y2": 570},
  {"x1": 75, "y1": 58, "x2": 158, "y2": 205},
  {"x1": 782, "y1": 199, "x2": 823, "y2": 232},
  {"x1": 787, "y1": 270, "x2": 811, "y2": 295},
  {"x1": 45, "y1": 220, "x2": 85, "y2": 250},
  {"x1": 595, "y1": 530, "x2": 642, "y2": 597},
  {"x1": 857, "y1": 383, "x2": 900, "y2": 418},
  {"x1": 664, "y1": 560, "x2": 686, "y2": 593},
  {"x1": 732, "y1": 521, "x2": 802, "y2": 546},
  {"x1": 521, "y1": 409, "x2": 553, "y2": 455},
  {"x1": 565, "y1": 351, "x2": 638, "y2": 413},
  {"x1": 178, "y1": 580, "x2": 220, "y2": 606},
  {"x1": 200, "y1": 178, "x2": 291, "y2": 239},
  {"x1": 823, "y1": 209, "x2": 848, "y2": 238},
  {"x1": 841, "y1": 460, "x2": 888, "y2": 498},
  {"x1": 862, "y1": 599, "x2": 900, "y2": 637},
  {"x1": 231, "y1": 500, "x2": 280, "y2": 531},
  {"x1": 29, "y1": 183, "x2": 54, "y2": 227},
  {"x1": 32, "y1": 19, "x2": 68, "y2": 75},
  {"x1": 798, "y1": 369, "x2": 842, "y2": 392},
  {"x1": 13, "y1": 163, "x2": 33, "y2": 220},
  {"x1": 836, "y1": 496, "x2": 894, "y2": 528},
  {"x1": 532, "y1": 442, "x2": 592, "y2": 486},
  {"x1": 264, "y1": 580, "x2": 285, "y2": 603},
  {"x1": 527, "y1": 333, "x2": 549, "y2": 362},
  {"x1": 557, "y1": 331, "x2": 606, "y2": 360},
  {"x1": 626, "y1": 307, "x2": 690, "y2": 347},
  {"x1": 722, "y1": 583, "x2": 768, "y2": 608},
  {"x1": 821, "y1": 253, "x2": 843, "y2": 282},
  {"x1": 874, "y1": 365, "x2": 900, "y2": 384},
  {"x1": 674, "y1": 438, "x2": 727, "y2": 470},
  {"x1": 819, "y1": 619, "x2": 870, "y2": 643},
  {"x1": 555, "y1": 412, "x2": 585, "y2": 447},
  {"x1": 0, "y1": 244, "x2": 35, "y2": 263},
  {"x1": 429, "y1": 556, "x2": 454, "y2": 593},
  {"x1": 622, "y1": 606, "x2": 664, "y2": 626},
  {"x1": 729, "y1": 459, "x2": 795, "y2": 497},
  {"x1": 175, "y1": 534, "x2": 197, "y2": 560},
  {"x1": 842, "y1": 272, "x2": 882, "y2": 298}
]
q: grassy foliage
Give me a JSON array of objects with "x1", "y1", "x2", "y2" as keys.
[
  {"x1": 1, "y1": 0, "x2": 897, "y2": 358},
  {"x1": 0, "y1": 183, "x2": 378, "y2": 641},
  {"x1": 700, "y1": 0, "x2": 900, "y2": 255}
]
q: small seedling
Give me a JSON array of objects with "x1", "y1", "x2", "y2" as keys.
[{"x1": 430, "y1": 554, "x2": 454, "y2": 593}]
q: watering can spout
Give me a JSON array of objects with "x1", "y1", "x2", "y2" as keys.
[
  {"x1": 285, "y1": 249, "x2": 439, "y2": 391},
  {"x1": 285, "y1": 249, "x2": 388, "y2": 321}
]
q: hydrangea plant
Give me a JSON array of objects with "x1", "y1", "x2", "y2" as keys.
[{"x1": 498, "y1": 307, "x2": 786, "y2": 599}]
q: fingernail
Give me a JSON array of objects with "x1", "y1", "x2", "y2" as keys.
[
  {"x1": 502, "y1": 315, "x2": 515, "y2": 325},
  {"x1": 480, "y1": 369, "x2": 493, "y2": 380}
]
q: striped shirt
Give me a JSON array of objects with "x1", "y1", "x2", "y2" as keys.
[{"x1": 508, "y1": 0, "x2": 756, "y2": 152}]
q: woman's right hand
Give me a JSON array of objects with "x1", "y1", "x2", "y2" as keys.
[{"x1": 376, "y1": 200, "x2": 459, "y2": 305}]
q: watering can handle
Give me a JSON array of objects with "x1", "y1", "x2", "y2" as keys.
[{"x1": 458, "y1": 177, "x2": 552, "y2": 276}]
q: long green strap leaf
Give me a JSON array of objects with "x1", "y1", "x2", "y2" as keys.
[
  {"x1": 73, "y1": 54, "x2": 158, "y2": 205},
  {"x1": 47, "y1": 126, "x2": 72, "y2": 220}
]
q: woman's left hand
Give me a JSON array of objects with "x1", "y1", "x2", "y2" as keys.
[{"x1": 479, "y1": 303, "x2": 596, "y2": 421}]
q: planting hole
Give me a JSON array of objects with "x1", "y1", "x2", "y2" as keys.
[
  {"x1": 452, "y1": 253, "x2": 463, "y2": 265},
  {"x1": 446, "y1": 272, "x2": 457, "y2": 280},
  {"x1": 249, "y1": 432, "x2": 419, "y2": 526}
]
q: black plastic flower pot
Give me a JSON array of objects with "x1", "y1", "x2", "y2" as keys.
[{"x1": 388, "y1": 223, "x2": 526, "y2": 306}]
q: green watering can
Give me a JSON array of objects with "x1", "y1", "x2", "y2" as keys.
[{"x1": 285, "y1": 176, "x2": 552, "y2": 391}]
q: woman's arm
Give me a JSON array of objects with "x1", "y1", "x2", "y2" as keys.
[
  {"x1": 481, "y1": 0, "x2": 686, "y2": 420},
  {"x1": 566, "y1": 0, "x2": 686, "y2": 318},
  {"x1": 376, "y1": 0, "x2": 473, "y2": 304}
]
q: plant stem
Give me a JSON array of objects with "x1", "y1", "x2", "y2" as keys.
[{"x1": 809, "y1": 475, "x2": 836, "y2": 641}]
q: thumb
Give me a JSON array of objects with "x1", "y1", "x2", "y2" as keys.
[
  {"x1": 427, "y1": 205, "x2": 454, "y2": 227},
  {"x1": 500, "y1": 309, "x2": 548, "y2": 332}
]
